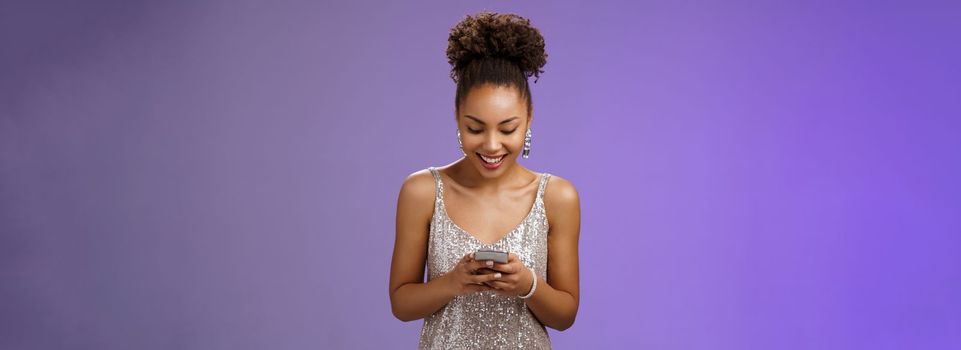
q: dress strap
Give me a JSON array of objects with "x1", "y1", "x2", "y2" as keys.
[
  {"x1": 427, "y1": 167, "x2": 444, "y2": 204},
  {"x1": 535, "y1": 172, "x2": 552, "y2": 202}
]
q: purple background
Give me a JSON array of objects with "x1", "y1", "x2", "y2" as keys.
[{"x1": 2, "y1": 0, "x2": 960, "y2": 349}]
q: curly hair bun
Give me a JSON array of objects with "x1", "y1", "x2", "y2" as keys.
[{"x1": 447, "y1": 11, "x2": 547, "y2": 82}]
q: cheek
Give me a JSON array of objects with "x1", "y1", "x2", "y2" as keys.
[
  {"x1": 510, "y1": 136, "x2": 525, "y2": 150},
  {"x1": 461, "y1": 133, "x2": 525, "y2": 152},
  {"x1": 503, "y1": 136, "x2": 525, "y2": 156}
]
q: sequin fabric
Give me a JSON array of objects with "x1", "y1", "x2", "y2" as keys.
[{"x1": 419, "y1": 167, "x2": 552, "y2": 349}]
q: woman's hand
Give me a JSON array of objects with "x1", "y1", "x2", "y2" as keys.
[
  {"x1": 441, "y1": 252, "x2": 501, "y2": 296},
  {"x1": 480, "y1": 253, "x2": 534, "y2": 298}
]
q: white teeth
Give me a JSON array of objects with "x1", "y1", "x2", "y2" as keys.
[{"x1": 479, "y1": 154, "x2": 504, "y2": 164}]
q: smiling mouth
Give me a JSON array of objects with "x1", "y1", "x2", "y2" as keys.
[{"x1": 477, "y1": 153, "x2": 506, "y2": 164}]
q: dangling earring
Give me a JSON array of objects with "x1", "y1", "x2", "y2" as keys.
[
  {"x1": 457, "y1": 129, "x2": 466, "y2": 156},
  {"x1": 522, "y1": 128, "x2": 532, "y2": 159}
]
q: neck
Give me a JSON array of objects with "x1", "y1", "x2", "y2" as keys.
[{"x1": 451, "y1": 157, "x2": 526, "y2": 192}]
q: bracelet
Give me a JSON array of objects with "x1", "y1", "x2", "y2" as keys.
[{"x1": 519, "y1": 267, "x2": 537, "y2": 299}]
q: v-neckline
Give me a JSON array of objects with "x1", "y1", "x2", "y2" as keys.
[{"x1": 436, "y1": 171, "x2": 542, "y2": 247}]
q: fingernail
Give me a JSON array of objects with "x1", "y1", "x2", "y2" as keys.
[
  {"x1": 486, "y1": 260, "x2": 493, "y2": 267},
  {"x1": 494, "y1": 273, "x2": 502, "y2": 279}
]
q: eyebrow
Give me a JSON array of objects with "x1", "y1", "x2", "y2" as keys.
[{"x1": 464, "y1": 115, "x2": 519, "y2": 125}]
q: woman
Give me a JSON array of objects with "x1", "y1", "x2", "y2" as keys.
[{"x1": 389, "y1": 11, "x2": 581, "y2": 349}]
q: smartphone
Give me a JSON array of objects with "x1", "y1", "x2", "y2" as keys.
[{"x1": 474, "y1": 249, "x2": 508, "y2": 264}]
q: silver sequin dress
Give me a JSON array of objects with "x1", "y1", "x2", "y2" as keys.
[{"x1": 419, "y1": 167, "x2": 552, "y2": 349}]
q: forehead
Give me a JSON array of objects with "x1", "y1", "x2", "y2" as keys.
[{"x1": 460, "y1": 84, "x2": 526, "y2": 121}]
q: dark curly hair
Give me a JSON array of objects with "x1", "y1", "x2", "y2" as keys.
[{"x1": 446, "y1": 11, "x2": 547, "y2": 117}]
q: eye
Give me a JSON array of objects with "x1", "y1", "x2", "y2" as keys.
[
  {"x1": 467, "y1": 128, "x2": 482, "y2": 134},
  {"x1": 501, "y1": 128, "x2": 517, "y2": 135}
]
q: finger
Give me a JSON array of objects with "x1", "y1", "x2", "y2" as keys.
[
  {"x1": 490, "y1": 261, "x2": 517, "y2": 274},
  {"x1": 472, "y1": 259, "x2": 494, "y2": 272},
  {"x1": 475, "y1": 267, "x2": 498, "y2": 275},
  {"x1": 507, "y1": 253, "x2": 518, "y2": 262},
  {"x1": 485, "y1": 280, "x2": 510, "y2": 290},
  {"x1": 488, "y1": 271, "x2": 516, "y2": 284},
  {"x1": 472, "y1": 271, "x2": 503, "y2": 284}
]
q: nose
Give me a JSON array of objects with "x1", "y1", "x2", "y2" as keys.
[{"x1": 483, "y1": 131, "x2": 502, "y2": 153}]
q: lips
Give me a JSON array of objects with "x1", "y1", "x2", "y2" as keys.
[{"x1": 477, "y1": 153, "x2": 505, "y2": 164}]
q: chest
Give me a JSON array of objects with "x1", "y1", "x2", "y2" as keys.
[{"x1": 443, "y1": 185, "x2": 538, "y2": 245}]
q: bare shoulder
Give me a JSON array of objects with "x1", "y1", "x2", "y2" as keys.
[
  {"x1": 544, "y1": 174, "x2": 579, "y2": 206},
  {"x1": 399, "y1": 168, "x2": 435, "y2": 197},
  {"x1": 397, "y1": 168, "x2": 436, "y2": 213},
  {"x1": 543, "y1": 174, "x2": 580, "y2": 226}
]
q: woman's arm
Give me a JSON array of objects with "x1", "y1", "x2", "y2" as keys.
[
  {"x1": 389, "y1": 170, "x2": 509, "y2": 321},
  {"x1": 525, "y1": 176, "x2": 581, "y2": 331},
  {"x1": 389, "y1": 170, "x2": 453, "y2": 321}
]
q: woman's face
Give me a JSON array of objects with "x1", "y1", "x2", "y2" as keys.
[{"x1": 457, "y1": 84, "x2": 530, "y2": 179}]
